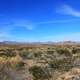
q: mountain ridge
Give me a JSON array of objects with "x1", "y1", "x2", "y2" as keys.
[{"x1": 0, "y1": 41, "x2": 80, "y2": 45}]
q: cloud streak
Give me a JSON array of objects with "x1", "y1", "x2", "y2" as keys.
[
  {"x1": 0, "y1": 19, "x2": 35, "y2": 41},
  {"x1": 13, "y1": 19, "x2": 34, "y2": 30},
  {"x1": 57, "y1": 4, "x2": 80, "y2": 17},
  {"x1": 0, "y1": 17, "x2": 80, "y2": 42},
  {"x1": 35, "y1": 19, "x2": 80, "y2": 24},
  {"x1": 0, "y1": 19, "x2": 35, "y2": 31}
]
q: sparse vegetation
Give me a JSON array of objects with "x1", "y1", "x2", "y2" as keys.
[
  {"x1": 29, "y1": 66, "x2": 52, "y2": 80},
  {"x1": 0, "y1": 44, "x2": 80, "y2": 80}
]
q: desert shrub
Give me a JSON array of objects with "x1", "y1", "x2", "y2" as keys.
[
  {"x1": 20, "y1": 52, "x2": 29, "y2": 59},
  {"x1": 72, "y1": 48, "x2": 80, "y2": 54},
  {"x1": 9, "y1": 55, "x2": 24, "y2": 69},
  {"x1": 72, "y1": 48, "x2": 77, "y2": 54},
  {"x1": 33, "y1": 51, "x2": 42, "y2": 58},
  {"x1": 15, "y1": 61, "x2": 25, "y2": 70},
  {"x1": 0, "y1": 55, "x2": 25, "y2": 80},
  {"x1": 29, "y1": 66, "x2": 51, "y2": 80},
  {"x1": 0, "y1": 56, "x2": 7, "y2": 69},
  {"x1": 56, "y1": 48, "x2": 72, "y2": 57},
  {"x1": 47, "y1": 50, "x2": 54, "y2": 55},
  {"x1": 49, "y1": 58, "x2": 73, "y2": 71},
  {"x1": 0, "y1": 49, "x2": 16, "y2": 57},
  {"x1": 19, "y1": 49, "x2": 31, "y2": 59},
  {"x1": 0, "y1": 57, "x2": 12, "y2": 80},
  {"x1": 4, "y1": 49, "x2": 16, "y2": 57}
]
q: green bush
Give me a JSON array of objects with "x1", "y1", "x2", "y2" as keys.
[
  {"x1": 0, "y1": 49, "x2": 16, "y2": 57},
  {"x1": 49, "y1": 58, "x2": 73, "y2": 71},
  {"x1": 19, "y1": 49, "x2": 30, "y2": 59},
  {"x1": 29, "y1": 66, "x2": 51, "y2": 80},
  {"x1": 56, "y1": 48, "x2": 72, "y2": 57},
  {"x1": 72, "y1": 48, "x2": 80, "y2": 54},
  {"x1": 33, "y1": 52, "x2": 42, "y2": 58}
]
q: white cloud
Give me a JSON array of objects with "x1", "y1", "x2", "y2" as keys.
[
  {"x1": 57, "y1": 4, "x2": 80, "y2": 17},
  {"x1": 13, "y1": 19, "x2": 34, "y2": 30},
  {"x1": 0, "y1": 19, "x2": 35, "y2": 31},
  {"x1": 0, "y1": 19, "x2": 35, "y2": 41},
  {"x1": 0, "y1": 18, "x2": 80, "y2": 42}
]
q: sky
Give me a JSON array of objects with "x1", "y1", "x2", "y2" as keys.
[{"x1": 0, "y1": 0, "x2": 80, "y2": 42}]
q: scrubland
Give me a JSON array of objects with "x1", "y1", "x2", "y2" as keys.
[{"x1": 0, "y1": 44, "x2": 80, "y2": 80}]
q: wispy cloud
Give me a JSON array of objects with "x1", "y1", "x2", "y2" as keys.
[
  {"x1": 0, "y1": 19, "x2": 35, "y2": 31},
  {"x1": 13, "y1": 19, "x2": 35, "y2": 30},
  {"x1": 0, "y1": 19, "x2": 35, "y2": 41},
  {"x1": 35, "y1": 19, "x2": 80, "y2": 24},
  {"x1": 0, "y1": 17, "x2": 80, "y2": 41},
  {"x1": 56, "y1": 4, "x2": 80, "y2": 17}
]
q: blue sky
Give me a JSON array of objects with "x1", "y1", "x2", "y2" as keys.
[{"x1": 0, "y1": 0, "x2": 80, "y2": 42}]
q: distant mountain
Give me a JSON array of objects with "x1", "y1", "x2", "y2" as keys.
[
  {"x1": 55, "y1": 41, "x2": 80, "y2": 45},
  {"x1": 0, "y1": 41, "x2": 80, "y2": 45}
]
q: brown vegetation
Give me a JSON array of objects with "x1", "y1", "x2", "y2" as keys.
[{"x1": 0, "y1": 44, "x2": 80, "y2": 80}]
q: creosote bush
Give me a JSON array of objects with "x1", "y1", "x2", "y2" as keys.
[
  {"x1": 49, "y1": 58, "x2": 73, "y2": 71},
  {"x1": 29, "y1": 66, "x2": 52, "y2": 80}
]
